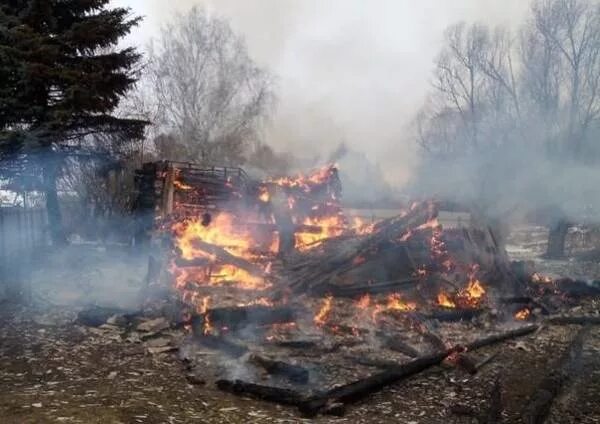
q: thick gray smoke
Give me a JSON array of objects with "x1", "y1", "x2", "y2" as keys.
[
  {"x1": 112, "y1": 0, "x2": 529, "y2": 188},
  {"x1": 408, "y1": 145, "x2": 600, "y2": 224}
]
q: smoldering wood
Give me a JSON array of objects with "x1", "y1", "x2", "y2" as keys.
[
  {"x1": 464, "y1": 325, "x2": 539, "y2": 351},
  {"x1": 299, "y1": 350, "x2": 451, "y2": 417},
  {"x1": 425, "y1": 308, "x2": 483, "y2": 322},
  {"x1": 249, "y1": 354, "x2": 309, "y2": 384},
  {"x1": 521, "y1": 326, "x2": 590, "y2": 424},
  {"x1": 322, "y1": 278, "x2": 419, "y2": 298},
  {"x1": 554, "y1": 278, "x2": 600, "y2": 298},
  {"x1": 269, "y1": 340, "x2": 319, "y2": 349},
  {"x1": 347, "y1": 356, "x2": 402, "y2": 369},
  {"x1": 201, "y1": 305, "x2": 296, "y2": 330},
  {"x1": 298, "y1": 325, "x2": 539, "y2": 417},
  {"x1": 546, "y1": 315, "x2": 600, "y2": 325},
  {"x1": 174, "y1": 257, "x2": 212, "y2": 268},
  {"x1": 216, "y1": 379, "x2": 306, "y2": 406},
  {"x1": 500, "y1": 297, "x2": 553, "y2": 315},
  {"x1": 452, "y1": 353, "x2": 478, "y2": 375},
  {"x1": 192, "y1": 333, "x2": 248, "y2": 358},
  {"x1": 379, "y1": 335, "x2": 421, "y2": 358},
  {"x1": 77, "y1": 306, "x2": 139, "y2": 327},
  {"x1": 284, "y1": 204, "x2": 434, "y2": 294}
]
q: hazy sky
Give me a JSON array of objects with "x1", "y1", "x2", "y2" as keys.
[{"x1": 110, "y1": 0, "x2": 529, "y2": 184}]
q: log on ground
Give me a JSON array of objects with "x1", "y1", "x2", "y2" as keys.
[{"x1": 216, "y1": 379, "x2": 306, "y2": 406}]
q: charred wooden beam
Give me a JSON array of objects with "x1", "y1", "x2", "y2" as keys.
[
  {"x1": 425, "y1": 308, "x2": 483, "y2": 322},
  {"x1": 320, "y1": 278, "x2": 419, "y2": 298},
  {"x1": 269, "y1": 340, "x2": 319, "y2": 349},
  {"x1": 521, "y1": 326, "x2": 590, "y2": 424},
  {"x1": 379, "y1": 335, "x2": 421, "y2": 358},
  {"x1": 554, "y1": 278, "x2": 600, "y2": 298},
  {"x1": 299, "y1": 350, "x2": 450, "y2": 417},
  {"x1": 174, "y1": 257, "x2": 212, "y2": 268},
  {"x1": 250, "y1": 355, "x2": 309, "y2": 384},
  {"x1": 216, "y1": 379, "x2": 306, "y2": 406},
  {"x1": 464, "y1": 324, "x2": 539, "y2": 351},
  {"x1": 299, "y1": 325, "x2": 539, "y2": 417},
  {"x1": 203, "y1": 305, "x2": 296, "y2": 330},
  {"x1": 546, "y1": 315, "x2": 600, "y2": 325}
]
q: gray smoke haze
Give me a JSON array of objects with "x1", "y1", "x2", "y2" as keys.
[{"x1": 111, "y1": 0, "x2": 529, "y2": 187}]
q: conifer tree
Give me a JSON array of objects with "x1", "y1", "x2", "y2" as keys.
[{"x1": 0, "y1": 0, "x2": 147, "y2": 244}]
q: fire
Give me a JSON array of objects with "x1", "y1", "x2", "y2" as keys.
[
  {"x1": 173, "y1": 179, "x2": 193, "y2": 190},
  {"x1": 314, "y1": 296, "x2": 333, "y2": 327},
  {"x1": 368, "y1": 293, "x2": 417, "y2": 323},
  {"x1": 173, "y1": 213, "x2": 251, "y2": 260},
  {"x1": 270, "y1": 164, "x2": 338, "y2": 193},
  {"x1": 531, "y1": 273, "x2": 553, "y2": 284},
  {"x1": 171, "y1": 212, "x2": 273, "y2": 301},
  {"x1": 515, "y1": 308, "x2": 531, "y2": 320},
  {"x1": 386, "y1": 293, "x2": 417, "y2": 312},
  {"x1": 203, "y1": 313, "x2": 213, "y2": 335},
  {"x1": 356, "y1": 294, "x2": 371, "y2": 309},
  {"x1": 295, "y1": 215, "x2": 345, "y2": 251},
  {"x1": 199, "y1": 296, "x2": 210, "y2": 314},
  {"x1": 236, "y1": 297, "x2": 274, "y2": 307},
  {"x1": 438, "y1": 291, "x2": 457, "y2": 308},
  {"x1": 258, "y1": 186, "x2": 270, "y2": 203},
  {"x1": 464, "y1": 279, "x2": 486, "y2": 301}
]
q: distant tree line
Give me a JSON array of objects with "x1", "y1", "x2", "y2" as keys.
[{"x1": 415, "y1": 0, "x2": 600, "y2": 161}]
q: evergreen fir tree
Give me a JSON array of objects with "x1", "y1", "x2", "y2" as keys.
[{"x1": 0, "y1": 0, "x2": 147, "y2": 244}]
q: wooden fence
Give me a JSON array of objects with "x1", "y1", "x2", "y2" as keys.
[{"x1": 0, "y1": 207, "x2": 48, "y2": 299}]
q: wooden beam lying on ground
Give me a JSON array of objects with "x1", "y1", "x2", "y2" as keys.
[
  {"x1": 216, "y1": 379, "x2": 306, "y2": 406},
  {"x1": 249, "y1": 354, "x2": 309, "y2": 384},
  {"x1": 203, "y1": 305, "x2": 296, "y2": 330},
  {"x1": 546, "y1": 315, "x2": 600, "y2": 325},
  {"x1": 299, "y1": 324, "x2": 539, "y2": 417}
]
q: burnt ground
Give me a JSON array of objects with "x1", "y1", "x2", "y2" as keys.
[{"x1": 1, "y1": 230, "x2": 600, "y2": 423}]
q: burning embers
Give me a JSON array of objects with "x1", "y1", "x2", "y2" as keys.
[
  {"x1": 171, "y1": 212, "x2": 274, "y2": 292},
  {"x1": 164, "y1": 164, "x2": 508, "y2": 352}
]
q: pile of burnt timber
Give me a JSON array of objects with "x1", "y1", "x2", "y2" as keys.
[{"x1": 281, "y1": 200, "x2": 520, "y2": 297}]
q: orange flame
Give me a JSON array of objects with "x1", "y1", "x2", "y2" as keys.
[
  {"x1": 515, "y1": 308, "x2": 531, "y2": 320},
  {"x1": 203, "y1": 313, "x2": 213, "y2": 335},
  {"x1": 314, "y1": 296, "x2": 333, "y2": 327},
  {"x1": 437, "y1": 292, "x2": 457, "y2": 308},
  {"x1": 173, "y1": 180, "x2": 193, "y2": 190},
  {"x1": 386, "y1": 293, "x2": 417, "y2": 312},
  {"x1": 531, "y1": 273, "x2": 553, "y2": 284},
  {"x1": 295, "y1": 215, "x2": 345, "y2": 251},
  {"x1": 356, "y1": 294, "x2": 371, "y2": 310},
  {"x1": 258, "y1": 186, "x2": 270, "y2": 203}
]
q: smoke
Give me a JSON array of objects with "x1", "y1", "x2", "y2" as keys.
[
  {"x1": 112, "y1": 0, "x2": 529, "y2": 188},
  {"x1": 407, "y1": 144, "x2": 600, "y2": 225}
]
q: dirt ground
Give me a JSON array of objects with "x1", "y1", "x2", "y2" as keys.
[{"x1": 1, "y1": 228, "x2": 600, "y2": 423}]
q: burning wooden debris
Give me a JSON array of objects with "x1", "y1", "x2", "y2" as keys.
[{"x1": 127, "y1": 162, "x2": 600, "y2": 417}]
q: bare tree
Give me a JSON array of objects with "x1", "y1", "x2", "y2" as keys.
[
  {"x1": 146, "y1": 7, "x2": 275, "y2": 165},
  {"x1": 430, "y1": 22, "x2": 490, "y2": 150},
  {"x1": 530, "y1": 0, "x2": 600, "y2": 156}
]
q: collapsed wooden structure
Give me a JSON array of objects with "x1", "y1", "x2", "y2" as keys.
[{"x1": 134, "y1": 161, "x2": 600, "y2": 418}]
